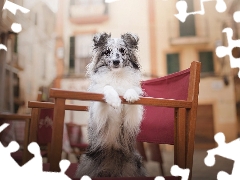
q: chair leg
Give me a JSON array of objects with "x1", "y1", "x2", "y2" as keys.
[
  {"x1": 25, "y1": 108, "x2": 40, "y2": 162},
  {"x1": 174, "y1": 108, "x2": 187, "y2": 169},
  {"x1": 50, "y1": 98, "x2": 66, "y2": 172},
  {"x1": 186, "y1": 108, "x2": 197, "y2": 180}
]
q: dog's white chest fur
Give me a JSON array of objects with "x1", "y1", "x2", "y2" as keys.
[{"x1": 88, "y1": 67, "x2": 143, "y2": 149}]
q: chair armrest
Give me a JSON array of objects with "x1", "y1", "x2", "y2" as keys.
[
  {"x1": 28, "y1": 101, "x2": 88, "y2": 111},
  {"x1": 0, "y1": 114, "x2": 31, "y2": 121},
  {"x1": 49, "y1": 88, "x2": 192, "y2": 109}
]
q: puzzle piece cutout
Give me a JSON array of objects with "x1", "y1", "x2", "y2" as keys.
[
  {"x1": 175, "y1": 0, "x2": 227, "y2": 22},
  {"x1": 0, "y1": 123, "x2": 73, "y2": 180},
  {"x1": 2, "y1": 0, "x2": 30, "y2": 33},
  {"x1": 3, "y1": 0, "x2": 29, "y2": 15},
  {"x1": 0, "y1": 123, "x2": 9, "y2": 132},
  {"x1": 155, "y1": 165, "x2": 190, "y2": 180},
  {"x1": 0, "y1": 44, "x2": 7, "y2": 51},
  {"x1": 216, "y1": 9, "x2": 240, "y2": 78},
  {"x1": 204, "y1": 132, "x2": 240, "y2": 179},
  {"x1": 233, "y1": 11, "x2": 240, "y2": 23}
]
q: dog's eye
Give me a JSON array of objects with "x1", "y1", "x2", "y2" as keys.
[
  {"x1": 119, "y1": 48, "x2": 126, "y2": 55},
  {"x1": 101, "y1": 48, "x2": 111, "y2": 56}
]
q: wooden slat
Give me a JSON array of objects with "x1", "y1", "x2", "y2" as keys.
[
  {"x1": 28, "y1": 101, "x2": 88, "y2": 111},
  {"x1": 49, "y1": 89, "x2": 192, "y2": 109},
  {"x1": 26, "y1": 107, "x2": 40, "y2": 162},
  {"x1": 22, "y1": 118, "x2": 30, "y2": 164},
  {"x1": 28, "y1": 101, "x2": 54, "y2": 109},
  {"x1": 0, "y1": 114, "x2": 31, "y2": 120}
]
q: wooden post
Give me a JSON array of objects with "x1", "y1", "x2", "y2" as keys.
[{"x1": 50, "y1": 98, "x2": 66, "y2": 172}]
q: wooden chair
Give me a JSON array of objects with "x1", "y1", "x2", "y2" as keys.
[
  {"x1": 0, "y1": 93, "x2": 42, "y2": 165},
  {"x1": 28, "y1": 61, "x2": 201, "y2": 180},
  {"x1": 44, "y1": 61, "x2": 200, "y2": 179},
  {"x1": 26, "y1": 101, "x2": 88, "y2": 164},
  {"x1": 0, "y1": 113, "x2": 31, "y2": 165}
]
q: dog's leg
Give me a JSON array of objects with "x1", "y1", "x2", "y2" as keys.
[
  {"x1": 123, "y1": 88, "x2": 143, "y2": 136},
  {"x1": 103, "y1": 85, "x2": 121, "y2": 108}
]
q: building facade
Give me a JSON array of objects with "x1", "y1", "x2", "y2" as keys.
[
  {"x1": 0, "y1": 0, "x2": 24, "y2": 113},
  {"x1": 17, "y1": 0, "x2": 56, "y2": 106},
  {"x1": 151, "y1": 0, "x2": 238, "y2": 146},
  {"x1": 0, "y1": 0, "x2": 56, "y2": 113}
]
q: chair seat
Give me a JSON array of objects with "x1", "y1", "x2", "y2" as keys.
[
  {"x1": 43, "y1": 163, "x2": 177, "y2": 180},
  {"x1": 11, "y1": 150, "x2": 23, "y2": 164}
]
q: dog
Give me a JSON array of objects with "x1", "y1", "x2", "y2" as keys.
[{"x1": 75, "y1": 32, "x2": 146, "y2": 177}]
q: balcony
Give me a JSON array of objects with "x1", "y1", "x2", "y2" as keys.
[
  {"x1": 1, "y1": 9, "x2": 16, "y2": 30},
  {"x1": 69, "y1": 1, "x2": 108, "y2": 25},
  {"x1": 168, "y1": 16, "x2": 209, "y2": 46}
]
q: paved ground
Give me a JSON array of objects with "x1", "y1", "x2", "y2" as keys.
[
  {"x1": 65, "y1": 148, "x2": 234, "y2": 180},
  {"x1": 144, "y1": 149, "x2": 234, "y2": 180}
]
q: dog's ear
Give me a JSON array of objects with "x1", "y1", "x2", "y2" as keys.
[
  {"x1": 121, "y1": 33, "x2": 139, "y2": 50},
  {"x1": 93, "y1": 32, "x2": 111, "y2": 48}
]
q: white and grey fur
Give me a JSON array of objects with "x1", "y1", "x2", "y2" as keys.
[{"x1": 75, "y1": 32, "x2": 146, "y2": 177}]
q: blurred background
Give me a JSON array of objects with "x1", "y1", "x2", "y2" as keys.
[{"x1": 0, "y1": 0, "x2": 240, "y2": 179}]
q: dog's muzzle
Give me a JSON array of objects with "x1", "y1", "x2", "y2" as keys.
[
  {"x1": 113, "y1": 60, "x2": 120, "y2": 66},
  {"x1": 112, "y1": 60, "x2": 121, "y2": 68}
]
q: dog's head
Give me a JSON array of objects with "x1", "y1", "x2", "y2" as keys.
[{"x1": 88, "y1": 32, "x2": 141, "y2": 74}]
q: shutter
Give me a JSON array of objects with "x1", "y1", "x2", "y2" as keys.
[
  {"x1": 166, "y1": 53, "x2": 180, "y2": 74},
  {"x1": 179, "y1": 0, "x2": 196, "y2": 37},
  {"x1": 199, "y1": 51, "x2": 214, "y2": 73},
  {"x1": 69, "y1": 36, "x2": 75, "y2": 72}
]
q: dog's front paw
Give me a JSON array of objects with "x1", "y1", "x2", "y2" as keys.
[
  {"x1": 103, "y1": 85, "x2": 121, "y2": 108},
  {"x1": 124, "y1": 89, "x2": 139, "y2": 103}
]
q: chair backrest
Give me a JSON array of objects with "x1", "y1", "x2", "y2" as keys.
[
  {"x1": 138, "y1": 68, "x2": 191, "y2": 145},
  {"x1": 31, "y1": 61, "x2": 201, "y2": 180}
]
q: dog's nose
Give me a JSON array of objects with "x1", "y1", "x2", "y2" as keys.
[{"x1": 113, "y1": 60, "x2": 120, "y2": 65}]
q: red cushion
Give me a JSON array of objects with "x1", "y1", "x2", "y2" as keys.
[
  {"x1": 37, "y1": 109, "x2": 54, "y2": 144},
  {"x1": 137, "y1": 68, "x2": 190, "y2": 144}
]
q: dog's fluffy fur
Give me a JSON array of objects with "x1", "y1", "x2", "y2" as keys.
[{"x1": 75, "y1": 32, "x2": 146, "y2": 177}]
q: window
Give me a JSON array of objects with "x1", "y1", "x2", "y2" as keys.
[
  {"x1": 14, "y1": 34, "x2": 18, "y2": 53},
  {"x1": 166, "y1": 53, "x2": 180, "y2": 74},
  {"x1": 70, "y1": 0, "x2": 108, "y2": 18},
  {"x1": 69, "y1": 34, "x2": 93, "y2": 75},
  {"x1": 179, "y1": 0, "x2": 196, "y2": 37},
  {"x1": 199, "y1": 51, "x2": 214, "y2": 73},
  {"x1": 69, "y1": 36, "x2": 75, "y2": 73}
]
